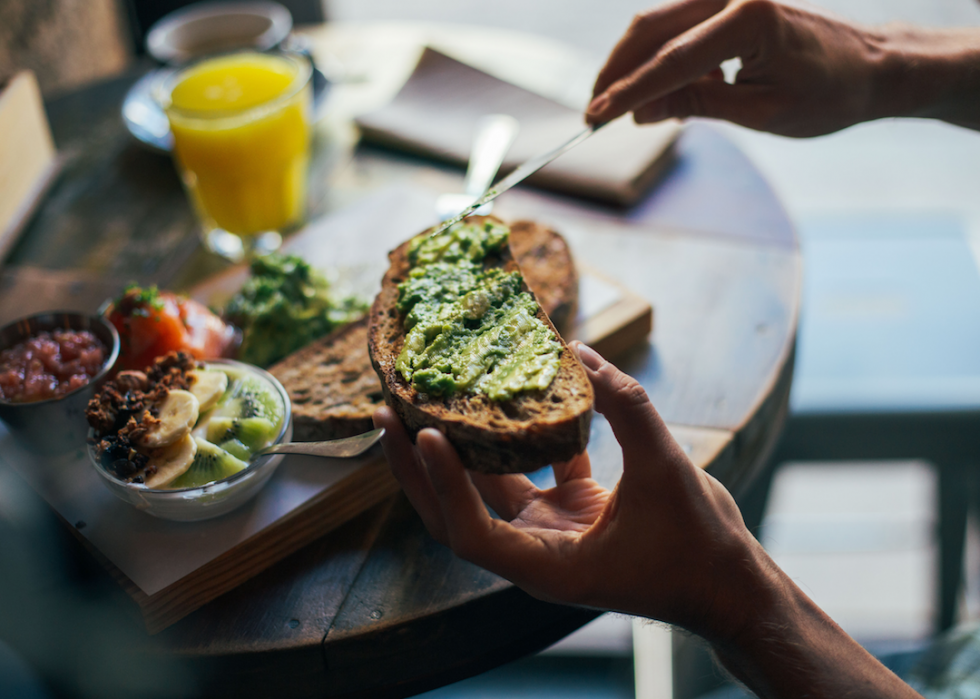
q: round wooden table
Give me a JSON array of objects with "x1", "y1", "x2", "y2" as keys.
[{"x1": 6, "y1": 23, "x2": 799, "y2": 699}]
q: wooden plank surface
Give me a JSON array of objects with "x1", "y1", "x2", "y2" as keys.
[
  {"x1": 520, "y1": 214, "x2": 800, "y2": 432},
  {"x1": 158, "y1": 498, "x2": 398, "y2": 698},
  {"x1": 134, "y1": 457, "x2": 399, "y2": 633},
  {"x1": 0, "y1": 265, "x2": 125, "y2": 325},
  {"x1": 321, "y1": 497, "x2": 598, "y2": 699},
  {"x1": 3, "y1": 37, "x2": 801, "y2": 698},
  {"x1": 151, "y1": 208, "x2": 797, "y2": 697}
]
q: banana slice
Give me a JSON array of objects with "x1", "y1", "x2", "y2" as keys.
[
  {"x1": 187, "y1": 369, "x2": 228, "y2": 412},
  {"x1": 143, "y1": 433, "x2": 197, "y2": 489},
  {"x1": 138, "y1": 389, "x2": 200, "y2": 449}
]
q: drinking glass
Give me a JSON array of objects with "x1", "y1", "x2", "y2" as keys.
[{"x1": 162, "y1": 51, "x2": 312, "y2": 261}]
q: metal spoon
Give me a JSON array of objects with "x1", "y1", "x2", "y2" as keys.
[
  {"x1": 435, "y1": 114, "x2": 519, "y2": 220},
  {"x1": 251, "y1": 428, "x2": 385, "y2": 460}
]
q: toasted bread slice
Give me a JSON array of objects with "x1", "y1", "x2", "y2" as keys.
[
  {"x1": 270, "y1": 222, "x2": 580, "y2": 444},
  {"x1": 269, "y1": 317, "x2": 384, "y2": 441},
  {"x1": 508, "y1": 220, "x2": 579, "y2": 332},
  {"x1": 367, "y1": 217, "x2": 593, "y2": 474}
]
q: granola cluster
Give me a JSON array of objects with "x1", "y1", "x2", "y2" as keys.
[{"x1": 86, "y1": 351, "x2": 196, "y2": 482}]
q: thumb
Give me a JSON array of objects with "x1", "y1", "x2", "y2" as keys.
[{"x1": 571, "y1": 342, "x2": 679, "y2": 471}]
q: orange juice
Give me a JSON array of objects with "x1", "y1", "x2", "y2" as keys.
[{"x1": 164, "y1": 52, "x2": 311, "y2": 247}]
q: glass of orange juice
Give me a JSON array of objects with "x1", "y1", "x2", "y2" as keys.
[{"x1": 161, "y1": 51, "x2": 312, "y2": 261}]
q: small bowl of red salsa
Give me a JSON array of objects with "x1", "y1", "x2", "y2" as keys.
[{"x1": 0, "y1": 312, "x2": 120, "y2": 454}]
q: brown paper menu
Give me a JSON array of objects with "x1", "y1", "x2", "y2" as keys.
[
  {"x1": 0, "y1": 71, "x2": 61, "y2": 262},
  {"x1": 356, "y1": 48, "x2": 681, "y2": 207}
]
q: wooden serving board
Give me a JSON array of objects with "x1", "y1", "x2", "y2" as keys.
[
  {"x1": 0, "y1": 424, "x2": 402, "y2": 635},
  {"x1": 90, "y1": 458, "x2": 400, "y2": 634},
  {"x1": 569, "y1": 264, "x2": 653, "y2": 360}
]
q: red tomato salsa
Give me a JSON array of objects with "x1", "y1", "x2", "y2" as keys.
[{"x1": 0, "y1": 330, "x2": 107, "y2": 403}]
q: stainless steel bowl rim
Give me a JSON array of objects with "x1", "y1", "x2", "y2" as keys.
[{"x1": 0, "y1": 311, "x2": 121, "y2": 407}]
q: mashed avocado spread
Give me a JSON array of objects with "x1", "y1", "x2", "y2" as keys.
[{"x1": 395, "y1": 220, "x2": 561, "y2": 400}]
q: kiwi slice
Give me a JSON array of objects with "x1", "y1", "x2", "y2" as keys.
[
  {"x1": 206, "y1": 417, "x2": 277, "y2": 452},
  {"x1": 214, "y1": 376, "x2": 283, "y2": 428},
  {"x1": 168, "y1": 438, "x2": 248, "y2": 489},
  {"x1": 218, "y1": 437, "x2": 251, "y2": 462}
]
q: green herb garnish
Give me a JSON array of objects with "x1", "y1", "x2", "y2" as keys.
[{"x1": 117, "y1": 283, "x2": 166, "y2": 313}]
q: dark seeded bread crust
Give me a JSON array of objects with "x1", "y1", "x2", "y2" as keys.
[
  {"x1": 269, "y1": 317, "x2": 382, "y2": 441},
  {"x1": 509, "y1": 220, "x2": 579, "y2": 332},
  {"x1": 269, "y1": 222, "x2": 579, "y2": 444},
  {"x1": 367, "y1": 217, "x2": 593, "y2": 474}
]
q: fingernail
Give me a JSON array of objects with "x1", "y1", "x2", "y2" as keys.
[
  {"x1": 417, "y1": 429, "x2": 439, "y2": 471},
  {"x1": 572, "y1": 342, "x2": 604, "y2": 371},
  {"x1": 587, "y1": 94, "x2": 609, "y2": 117}
]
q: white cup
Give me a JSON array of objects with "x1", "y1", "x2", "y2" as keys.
[{"x1": 146, "y1": 1, "x2": 293, "y2": 65}]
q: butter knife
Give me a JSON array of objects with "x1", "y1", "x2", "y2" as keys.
[{"x1": 428, "y1": 122, "x2": 603, "y2": 238}]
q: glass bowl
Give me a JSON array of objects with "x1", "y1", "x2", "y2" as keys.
[
  {"x1": 88, "y1": 359, "x2": 292, "y2": 522},
  {"x1": 0, "y1": 311, "x2": 120, "y2": 455}
]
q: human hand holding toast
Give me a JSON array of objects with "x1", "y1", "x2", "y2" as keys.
[
  {"x1": 375, "y1": 343, "x2": 923, "y2": 697},
  {"x1": 587, "y1": 0, "x2": 980, "y2": 136},
  {"x1": 374, "y1": 341, "x2": 764, "y2": 641}
]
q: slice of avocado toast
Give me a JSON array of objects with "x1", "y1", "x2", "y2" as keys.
[
  {"x1": 269, "y1": 219, "x2": 580, "y2": 443},
  {"x1": 368, "y1": 216, "x2": 593, "y2": 474}
]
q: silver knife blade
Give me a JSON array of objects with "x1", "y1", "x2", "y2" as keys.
[{"x1": 427, "y1": 122, "x2": 602, "y2": 237}]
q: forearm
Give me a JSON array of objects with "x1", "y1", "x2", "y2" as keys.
[
  {"x1": 872, "y1": 24, "x2": 980, "y2": 130},
  {"x1": 705, "y1": 556, "x2": 921, "y2": 699}
]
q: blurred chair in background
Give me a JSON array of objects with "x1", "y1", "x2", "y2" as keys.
[
  {"x1": 746, "y1": 214, "x2": 980, "y2": 633},
  {"x1": 674, "y1": 214, "x2": 980, "y2": 699},
  {"x1": 0, "y1": 1, "x2": 328, "y2": 97},
  {"x1": 0, "y1": 0, "x2": 131, "y2": 95}
]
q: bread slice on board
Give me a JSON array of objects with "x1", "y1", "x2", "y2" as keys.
[
  {"x1": 270, "y1": 221, "x2": 580, "y2": 444},
  {"x1": 269, "y1": 316, "x2": 383, "y2": 441},
  {"x1": 508, "y1": 220, "x2": 579, "y2": 332},
  {"x1": 367, "y1": 217, "x2": 593, "y2": 474}
]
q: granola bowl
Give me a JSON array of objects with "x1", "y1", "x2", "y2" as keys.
[{"x1": 88, "y1": 358, "x2": 292, "y2": 522}]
